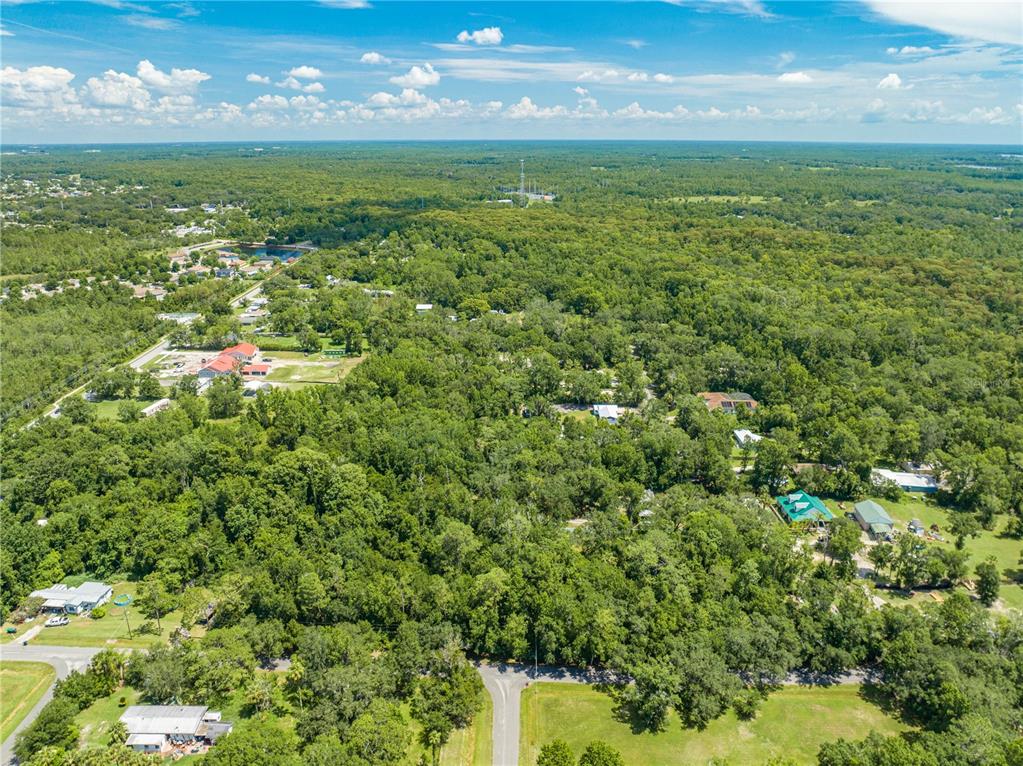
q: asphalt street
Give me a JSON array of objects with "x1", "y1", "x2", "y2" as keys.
[{"x1": 0, "y1": 643, "x2": 102, "y2": 764}]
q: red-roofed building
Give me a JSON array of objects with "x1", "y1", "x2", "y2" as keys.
[
  {"x1": 198, "y1": 356, "x2": 238, "y2": 378},
  {"x1": 697, "y1": 391, "x2": 759, "y2": 413},
  {"x1": 241, "y1": 363, "x2": 270, "y2": 377},
  {"x1": 222, "y1": 343, "x2": 258, "y2": 361}
]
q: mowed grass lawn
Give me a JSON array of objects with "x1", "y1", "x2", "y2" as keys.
[
  {"x1": 825, "y1": 494, "x2": 1023, "y2": 611},
  {"x1": 75, "y1": 686, "x2": 141, "y2": 748},
  {"x1": 30, "y1": 581, "x2": 195, "y2": 649},
  {"x1": 1, "y1": 661, "x2": 55, "y2": 741},
  {"x1": 520, "y1": 683, "x2": 907, "y2": 766}
]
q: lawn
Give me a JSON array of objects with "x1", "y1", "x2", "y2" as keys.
[
  {"x1": 824, "y1": 494, "x2": 1023, "y2": 611},
  {"x1": 520, "y1": 683, "x2": 907, "y2": 766},
  {"x1": 91, "y1": 398, "x2": 160, "y2": 420},
  {"x1": 31, "y1": 581, "x2": 194, "y2": 649},
  {"x1": 76, "y1": 686, "x2": 140, "y2": 748},
  {"x1": 1, "y1": 661, "x2": 55, "y2": 741}
]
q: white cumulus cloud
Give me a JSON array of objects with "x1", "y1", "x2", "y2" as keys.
[
  {"x1": 456, "y1": 26, "x2": 503, "y2": 45},
  {"x1": 85, "y1": 70, "x2": 151, "y2": 110},
  {"x1": 390, "y1": 63, "x2": 440, "y2": 88},
  {"x1": 136, "y1": 59, "x2": 210, "y2": 93},
  {"x1": 505, "y1": 96, "x2": 569, "y2": 119},
  {"x1": 652, "y1": 73, "x2": 675, "y2": 83},
  {"x1": 246, "y1": 73, "x2": 270, "y2": 84},
  {"x1": 777, "y1": 71, "x2": 812, "y2": 84},
  {"x1": 288, "y1": 65, "x2": 323, "y2": 80},
  {"x1": 886, "y1": 45, "x2": 937, "y2": 57},
  {"x1": 360, "y1": 51, "x2": 390, "y2": 65},
  {"x1": 877, "y1": 72, "x2": 905, "y2": 89}
]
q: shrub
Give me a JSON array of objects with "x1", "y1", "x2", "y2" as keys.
[{"x1": 90, "y1": 605, "x2": 107, "y2": 619}]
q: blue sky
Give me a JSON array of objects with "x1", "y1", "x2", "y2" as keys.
[{"x1": 1, "y1": 1, "x2": 1021, "y2": 143}]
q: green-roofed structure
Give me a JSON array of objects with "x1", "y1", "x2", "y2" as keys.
[
  {"x1": 775, "y1": 490, "x2": 833, "y2": 524},
  {"x1": 853, "y1": 499, "x2": 894, "y2": 539}
]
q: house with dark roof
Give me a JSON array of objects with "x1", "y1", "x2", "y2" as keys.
[
  {"x1": 853, "y1": 499, "x2": 894, "y2": 539},
  {"x1": 698, "y1": 392, "x2": 759, "y2": 413},
  {"x1": 775, "y1": 490, "x2": 834, "y2": 524}
]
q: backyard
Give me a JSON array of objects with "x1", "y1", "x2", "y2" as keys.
[
  {"x1": 520, "y1": 683, "x2": 908, "y2": 766},
  {"x1": 824, "y1": 493, "x2": 1023, "y2": 611},
  {"x1": 1, "y1": 661, "x2": 55, "y2": 741}
]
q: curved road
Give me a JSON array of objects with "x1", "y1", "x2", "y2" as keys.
[{"x1": 0, "y1": 643, "x2": 102, "y2": 764}]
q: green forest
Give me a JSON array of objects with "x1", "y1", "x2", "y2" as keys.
[{"x1": 2, "y1": 142, "x2": 1022, "y2": 766}]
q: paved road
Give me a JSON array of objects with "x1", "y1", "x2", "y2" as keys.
[
  {"x1": 30, "y1": 268, "x2": 273, "y2": 425},
  {"x1": 0, "y1": 643, "x2": 102, "y2": 764},
  {"x1": 477, "y1": 663, "x2": 621, "y2": 766}
]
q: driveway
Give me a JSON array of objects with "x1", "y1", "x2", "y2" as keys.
[{"x1": 0, "y1": 643, "x2": 102, "y2": 764}]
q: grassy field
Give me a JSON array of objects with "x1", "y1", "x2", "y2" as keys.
[
  {"x1": 265, "y1": 352, "x2": 364, "y2": 386},
  {"x1": 29, "y1": 581, "x2": 194, "y2": 649},
  {"x1": 91, "y1": 398, "x2": 161, "y2": 420},
  {"x1": 1, "y1": 661, "x2": 55, "y2": 741},
  {"x1": 440, "y1": 690, "x2": 492, "y2": 766},
  {"x1": 520, "y1": 683, "x2": 907, "y2": 766},
  {"x1": 824, "y1": 494, "x2": 1023, "y2": 611},
  {"x1": 76, "y1": 686, "x2": 141, "y2": 747}
]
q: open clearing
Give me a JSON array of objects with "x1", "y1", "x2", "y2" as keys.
[
  {"x1": 264, "y1": 351, "x2": 364, "y2": 386},
  {"x1": 825, "y1": 494, "x2": 1023, "y2": 611},
  {"x1": 1, "y1": 661, "x2": 55, "y2": 741},
  {"x1": 520, "y1": 683, "x2": 907, "y2": 766},
  {"x1": 661, "y1": 194, "x2": 780, "y2": 204}
]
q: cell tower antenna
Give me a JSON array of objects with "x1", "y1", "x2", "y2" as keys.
[{"x1": 519, "y1": 159, "x2": 525, "y2": 197}]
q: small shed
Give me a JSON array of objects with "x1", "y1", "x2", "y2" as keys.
[{"x1": 852, "y1": 499, "x2": 894, "y2": 538}]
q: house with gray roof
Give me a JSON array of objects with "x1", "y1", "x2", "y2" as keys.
[
  {"x1": 853, "y1": 499, "x2": 895, "y2": 539},
  {"x1": 30, "y1": 581, "x2": 112, "y2": 614},
  {"x1": 121, "y1": 705, "x2": 232, "y2": 755}
]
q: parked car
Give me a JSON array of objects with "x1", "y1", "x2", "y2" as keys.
[{"x1": 45, "y1": 615, "x2": 70, "y2": 627}]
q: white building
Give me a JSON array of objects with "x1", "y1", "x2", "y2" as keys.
[
  {"x1": 141, "y1": 398, "x2": 171, "y2": 417},
  {"x1": 415, "y1": 303, "x2": 434, "y2": 313},
  {"x1": 121, "y1": 705, "x2": 232, "y2": 755},
  {"x1": 871, "y1": 468, "x2": 938, "y2": 494},
  {"x1": 30, "y1": 581, "x2": 112, "y2": 614},
  {"x1": 592, "y1": 403, "x2": 620, "y2": 424},
  {"x1": 733, "y1": 429, "x2": 763, "y2": 447}
]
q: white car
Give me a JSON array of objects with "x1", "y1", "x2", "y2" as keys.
[{"x1": 45, "y1": 615, "x2": 70, "y2": 627}]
